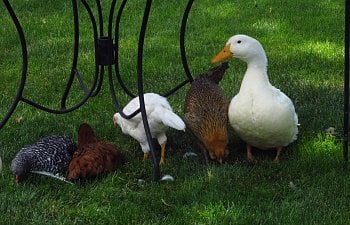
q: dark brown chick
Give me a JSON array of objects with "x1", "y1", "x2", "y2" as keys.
[
  {"x1": 68, "y1": 123, "x2": 125, "y2": 180},
  {"x1": 184, "y1": 62, "x2": 229, "y2": 163}
]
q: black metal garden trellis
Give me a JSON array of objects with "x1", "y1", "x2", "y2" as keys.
[{"x1": 1, "y1": 0, "x2": 195, "y2": 181}]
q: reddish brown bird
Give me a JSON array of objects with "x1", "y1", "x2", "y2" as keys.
[
  {"x1": 68, "y1": 123, "x2": 125, "y2": 180},
  {"x1": 184, "y1": 62, "x2": 230, "y2": 163}
]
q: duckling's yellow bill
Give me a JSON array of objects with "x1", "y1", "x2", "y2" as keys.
[{"x1": 211, "y1": 44, "x2": 233, "y2": 64}]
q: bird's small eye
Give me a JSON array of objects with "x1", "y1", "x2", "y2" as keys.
[{"x1": 237, "y1": 40, "x2": 242, "y2": 44}]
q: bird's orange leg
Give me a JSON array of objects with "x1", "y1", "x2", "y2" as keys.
[
  {"x1": 247, "y1": 145, "x2": 255, "y2": 161},
  {"x1": 274, "y1": 147, "x2": 283, "y2": 162},
  {"x1": 143, "y1": 152, "x2": 150, "y2": 161},
  {"x1": 159, "y1": 144, "x2": 166, "y2": 165}
]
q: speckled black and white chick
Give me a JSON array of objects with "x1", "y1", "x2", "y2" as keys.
[{"x1": 11, "y1": 135, "x2": 76, "y2": 183}]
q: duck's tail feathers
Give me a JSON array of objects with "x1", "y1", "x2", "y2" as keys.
[{"x1": 160, "y1": 110, "x2": 186, "y2": 131}]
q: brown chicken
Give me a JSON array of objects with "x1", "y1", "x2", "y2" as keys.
[
  {"x1": 184, "y1": 62, "x2": 230, "y2": 163},
  {"x1": 68, "y1": 123, "x2": 125, "y2": 180}
]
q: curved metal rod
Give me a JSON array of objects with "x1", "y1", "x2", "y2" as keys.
[
  {"x1": 137, "y1": 0, "x2": 160, "y2": 181},
  {"x1": 75, "y1": 69, "x2": 89, "y2": 93},
  {"x1": 161, "y1": 0, "x2": 195, "y2": 98},
  {"x1": 61, "y1": 0, "x2": 100, "y2": 108},
  {"x1": 79, "y1": 0, "x2": 104, "y2": 95},
  {"x1": 107, "y1": 0, "x2": 159, "y2": 180},
  {"x1": 96, "y1": 0, "x2": 104, "y2": 35},
  {"x1": 1, "y1": 0, "x2": 28, "y2": 129},
  {"x1": 108, "y1": 63, "x2": 141, "y2": 119},
  {"x1": 163, "y1": 79, "x2": 191, "y2": 97},
  {"x1": 344, "y1": 0, "x2": 350, "y2": 165},
  {"x1": 90, "y1": 67, "x2": 104, "y2": 97},
  {"x1": 0, "y1": 0, "x2": 98, "y2": 116},
  {"x1": 19, "y1": 70, "x2": 99, "y2": 114},
  {"x1": 180, "y1": 0, "x2": 195, "y2": 83},
  {"x1": 106, "y1": 0, "x2": 139, "y2": 118},
  {"x1": 61, "y1": 0, "x2": 82, "y2": 109},
  {"x1": 89, "y1": 0, "x2": 105, "y2": 97},
  {"x1": 107, "y1": 0, "x2": 140, "y2": 119},
  {"x1": 114, "y1": 0, "x2": 137, "y2": 98}
]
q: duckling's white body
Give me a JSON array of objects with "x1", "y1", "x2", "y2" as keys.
[{"x1": 212, "y1": 34, "x2": 298, "y2": 161}]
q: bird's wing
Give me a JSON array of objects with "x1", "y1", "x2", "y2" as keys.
[{"x1": 154, "y1": 107, "x2": 185, "y2": 131}]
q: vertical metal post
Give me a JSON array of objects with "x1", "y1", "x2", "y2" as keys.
[
  {"x1": 137, "y1": 0, "x2": 160, "y2": 181},
  {"x1": 344, "y1": 0, "x2": 350, "y2": 165}
]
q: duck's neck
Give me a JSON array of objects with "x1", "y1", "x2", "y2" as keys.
[{"x1": 239, "y1": 57, "x2": 271, "y2": 93}]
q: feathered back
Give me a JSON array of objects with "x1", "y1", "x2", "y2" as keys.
[
  {"x1": 115, "y1": 93, "x2": 185, "y2": 131},
  {"x1": 185, "y1": 62, "x2": 230, "y2": 124},
  {"x1": 201, "y1": 62, "x2": 229, "y2": 84},
  {"x1": 68, "y1": 123, "x2": 125, "y2": 180},
  {"x1": 11, "y1": 135, "x2": 76, "y2": 181},
  {"x1": 78, "y1": 123, "x2": 98, "y2": 146},
  {"x1": 184, "y1": 63, "x2": 229, "y2": 163}
]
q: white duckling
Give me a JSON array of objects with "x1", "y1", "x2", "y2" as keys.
[{"x1": 211, "y1": 34, "x2": 298, "y2": 161}]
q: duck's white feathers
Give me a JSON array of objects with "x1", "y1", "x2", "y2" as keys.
[
  {"x1": 229, "y1": 84, "x2": 298, "y2": 149},
  {"x1": 224, "y1": 35, "x2": 298, "y2": 149}
]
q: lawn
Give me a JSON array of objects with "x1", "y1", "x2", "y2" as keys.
[{"x1": 1, "y1": 0, "x2": 349, "y2": 224}]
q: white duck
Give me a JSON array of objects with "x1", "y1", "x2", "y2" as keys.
[
  {"x1": 211, "y1": 34, "x2": 298, "y2": 161},
  {"x1": 113, "y1": 93, "x2": 185, "y2": 164}
]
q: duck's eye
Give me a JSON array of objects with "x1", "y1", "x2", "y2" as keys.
[{"x1": 237, "y1": 40, "x2": 242, "y2": 44}]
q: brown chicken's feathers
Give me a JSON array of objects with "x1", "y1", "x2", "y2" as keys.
[
  {"x1": 68, "y1": 123, "x2": 124, "y2": 180},
  {"x1": 184, "y1": 62, "x2": 230, "y2": 163},
  {"x1": 77, "y1": 123, "x2": 98, "y2": 146},
  {"x1": 202, "y1": 61, "x2": 229, "y2": 84}
]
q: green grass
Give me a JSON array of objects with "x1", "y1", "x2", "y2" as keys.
[{"x1": 0, "y1": 0, "x2": 349, "y2": 224}]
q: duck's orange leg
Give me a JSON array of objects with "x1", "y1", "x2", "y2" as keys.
[
  {"x1": 143, "y1": 152, "x2": 149, "y2": 161},
  {"x1": 247, "y1": 145, "x2": 255, "y2": 161},
  {"x1": 274, "y1": 147, "x2": 283, "y2": 162}
]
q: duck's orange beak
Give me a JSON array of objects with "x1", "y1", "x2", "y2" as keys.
[{"x1": 211, "y1": 44, "x2": 233, "y2": 64}]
